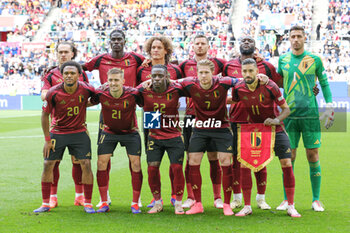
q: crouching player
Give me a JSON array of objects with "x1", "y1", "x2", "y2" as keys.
[
  {"x1": 229, "y1": 58, "x2": 301, "y2": 217},
  {"x1": 90, "y1": 68, "x2": 143, "y2": 214},
  {"x1": 34, "y1": 61, "x2": 96, "y2": 214},
  {"x1": 138, "y1": 64, "x2": 186, "y2": 214}
]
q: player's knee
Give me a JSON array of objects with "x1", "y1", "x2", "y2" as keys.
[
  {"x1": 80, "y1": 159, "x2": 92, "y2": 171},
  {"x1": 97, "y1": 159, "x2": 108, "y2": 170},
  {"x1": 218, "y1": 153, "x2": 232, "y2": 166},
  {"x1": 131, "y1": 160, "x2": 141, "y2": 172},
  {"x1": 291, "y1": 149, "x2": 297, "y2": 161},
  {"x1": 43, "y1": 160, "x2": 55, "y2": 171},
  {"x1": 280, "y1": 158, "x2": 292, "y2": 167},
  {"x1": 306, "y1": 148, "x2": 319, "y2": 162},
  {"x1": 148, "y1": 161, "x2": 160, "y2": 167},
  {"x1": 207, "y1": 151, "x2": 218, "y2": 160},
  {"x1": 70, "y1": 155, "x2": 79, "y2": 164}
]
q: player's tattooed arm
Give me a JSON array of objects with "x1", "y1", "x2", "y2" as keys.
[{"x1": 41, "y1": 111, "x2": 55, "y2": 158}]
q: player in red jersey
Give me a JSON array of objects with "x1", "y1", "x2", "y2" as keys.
[
  {"x1": 179, "y1": 34, "x2": 226, "y2": 209},
  {"x1": 229, "y1": 58, "x2": 301, "y2": 217},
  {"x1": 34, "y1": 61, "x2": 97, "y2": 214},
  {"x1": 90, "y1": 68, "x2": 143, "y2": 214},
  {"x1": 41, "y1": 41, "x2": 90, "y2": 209},
  {"x1": 137, "y1": 36, "x2": 183, "y2": 208},
  {"x1": 222, "y1": 35, "x2": 283, "y2": 210},
  {"x1": 83, "y1": 29, "x2": 145, "y2": 207},
  {"x1": 179, "y1": 59, "x2": 237, "y2": 216},
  {"x1": 137, "y1": 64, "x2": 186, "y2": 214},
  {"x1": 83, "y1": 29, "x2": 145, "y2": 86}
]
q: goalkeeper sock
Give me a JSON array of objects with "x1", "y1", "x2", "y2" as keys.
[
  {"x1": 309, "y1": 160, "x2": 321, "y2": 202},
  {"x1": 283, "y1": 160, "x2": 295, "y2": 200}
]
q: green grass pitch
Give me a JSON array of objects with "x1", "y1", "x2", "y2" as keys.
[{"x1": 0, "y1": 110, "x2": 349, "y2": 233}]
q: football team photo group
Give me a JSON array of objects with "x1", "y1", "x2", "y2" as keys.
[{"x1": 1, "y1": 0, "x2": 349, "y2": 232}]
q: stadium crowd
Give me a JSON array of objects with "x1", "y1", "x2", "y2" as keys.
[{"x1": 0, "y1": 0, "x2": 349, "y2": 95}]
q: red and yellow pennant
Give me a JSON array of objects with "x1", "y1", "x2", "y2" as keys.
[{"x1": 237, "y1": 123, "x2": 276, "y2": 172}]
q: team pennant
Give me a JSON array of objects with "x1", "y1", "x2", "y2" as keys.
[{"x1": 237, "y1": 123, "x2": 276, "y2": 172}]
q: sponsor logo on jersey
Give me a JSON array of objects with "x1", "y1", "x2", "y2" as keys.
[
  {"x1": 147, "y1": 94, "x2": 154, "y2": 98},
  {"x1": 195, "y1": 93, "x2": 201, "y2": 97},
  {"x1": 59, "y1": 100, "x2": 66, "y2": 105},
  {"x1": 103, "y1": 101, "x2": 110, "y2": 106},
  {"x1": 232, "y1": 70, "x2": 238, "y2": 75}
]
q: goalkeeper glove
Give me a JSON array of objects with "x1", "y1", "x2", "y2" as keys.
[{"x1": 319, "y1": 103, "x2": 334, "y2": 129}]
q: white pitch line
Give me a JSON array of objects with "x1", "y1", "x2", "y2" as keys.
[{"x1": 0, "y1": 132, "x2": 98, "y2": 139}]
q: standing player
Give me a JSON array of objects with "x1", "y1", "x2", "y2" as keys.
[
  {"x1": 223, "y1": 35, "x2": 283, "y2": 210},
  {"x1": 276, "y1": 26, "x2": 334, "y2": 212},
  {"x1": 34, "y1": 61, "x2": 96, "y2": 214},
  {"x1": 83, "y1": 29, "x2": 145, "y2": 207},
  {"x1": 91, "y1": 68, "x2": 143, "y2": 214},
  {"x1": 138, "y1": 65, "x2": 186, "y2": 215},
  {"x1": 41, "y1": 41, "x2": 90, "y2": 209},
  {"x1": 229, "y1": 58, "x2": 301, "y2": 218},
  {"x1": 179, "y1": 34, "x2": 226, "y2": 209},
  {"x1": 180, "y1": 59, "x2": 237, "y2": 216},
  {"x1": 137, "y1": 36, "x2": 183, "y2": 207}
]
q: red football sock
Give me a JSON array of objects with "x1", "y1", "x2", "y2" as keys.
[
  {"x1": 254, "y1": 166, "x2": 267, "y2": 195},
  {"x1": 209, "y1": 160, "x2": 222, "y2": 200},
  {"x1": 41, "y1": 182, "x2": 51, "y2": 203},
  {"x1": 148, "y1": 166, "x2": 161, "y2": 200},
  {"x1": 106, "y1": 160, "x2": 111, "y2": 188},
  {"x1": 169, "y1": 166, "x2": 175, "y2": 196},
  {"x1": 240, "y1": 167, "x2": 252, "y2": 206},
  {"x1": 222, "y1": 165, "x2": 233, "y2": 204},
  {"x1": 97, "y1": 170, "x2": 108, "y2": 202},
  {"x1": 131, "y1": 171, "x2": 143, "y2": 203},
  {"x1": 83, "y1": 184, "x2": 93, "y2": 204},
  {"x1": 282, "y1": 166, "x2": 295, "y2": 205},
  {"x1": 50, "y1": 161, "x2": 60, "y2": 195},
  {"x1": 232, "y1": 156, "x2": 241, "y2": 194},
  {"x1": 185, "y1": 160, "x2": 195, "y2": 200},
  {"x1": 189, "y1": 165, "x2": 202, "y2": 202},
  {"x1": 171, "y1": 164, "x2": 185, "y2": 201},
  {"x1": 72, "y1": 163, "x2": 83, "y2": 194}
]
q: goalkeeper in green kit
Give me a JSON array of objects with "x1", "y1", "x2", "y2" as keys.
[{"x1": 276, "y1": 25, "x2": 334, "y2": 212}]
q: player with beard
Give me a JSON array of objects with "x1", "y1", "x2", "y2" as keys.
[
  {"x1": 223, "y1": 35, "x2": 282, "y2": 210},
  {"x1": 179, "y1": 34, "x2": 226, "y2": 209},
  {"x1": 228, "y1": 58, "x2": 301, "y2": 218}
]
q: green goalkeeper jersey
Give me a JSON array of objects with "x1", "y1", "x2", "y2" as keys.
[{"x1": 278, "y1": 51, "x2": 332, "y2": 118}]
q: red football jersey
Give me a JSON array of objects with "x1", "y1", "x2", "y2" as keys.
[
  {"x1": 138, "y1": 83, "x2": 186, "y2": 140},
  {"x1": 43, "y1": 82, "x2": 96, "y2": 134},
  {"x1": 231, "y1": 80, "x2": 286, "y2": 132},
  {"x1": 179, "y1": 57, "x2": 226, "y2": 115},
  {"x1": 180, "y1": 76, "x2": 236, "y2": 129},
  {"x1": 137, "y1": 63, "x2": 183, "y2": 83},
  {"x1": 85, "y1": 52, "x2": 145, "y2": 86},
  {"x1": 41, "y1": 67, "x2": 89, "y2": 91},
  {"x1": 93, "y1": 86, "x2": 141, "y2": 135},
  {"x1": 223, "y1": 58, "x2": 282, "y2": 123}
]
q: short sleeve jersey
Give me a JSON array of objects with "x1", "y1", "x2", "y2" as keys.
[
  {"x1": 232, "y1": 80, "x2": 286, "y2": 132},
  {"x1": 278, "y1": 51, "x2": 332, "y2": 118},
  {"x1": 43, "y1": 82, "x2": 96, "y2": 134},
  {"x1": 41, "y1": 67, "x2": 89, "y2": 91},
  {"x1": 93, "y1": 86, "x2": 141, "y2": 135},
  {"x1": 138, "y1": 83, "x2": 186, "y2": 140},
  {"x1": 85, "y1": 52, "x2": 145, "y2": 86},
  {"x1": 180, "y1": 76, "x2": 236, "y2": 129},
  {"x1": 223, "y1": 58, "x2": 282, "y2": 123},
  {"x1": 137, "y1": 63, "x2": 183, "y2": 83},
  {"x1": 179, "y1": 57, "x2": 226, "y2": 115}
]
